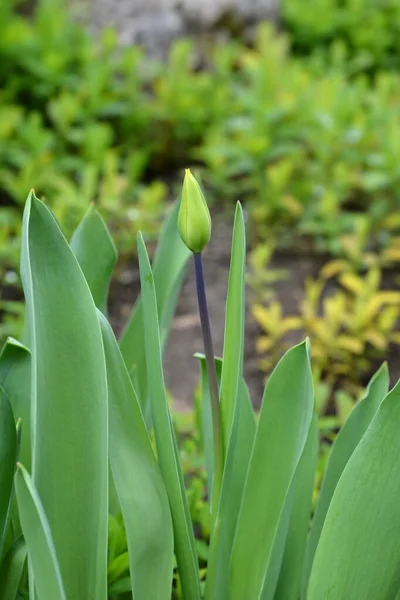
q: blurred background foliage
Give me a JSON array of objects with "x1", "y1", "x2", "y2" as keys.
[{"x1": 1, "y1": 0, "x2": 400, "y2": 408}]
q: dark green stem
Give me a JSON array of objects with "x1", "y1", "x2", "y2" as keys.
[{"x1": 193, "y1": 252, "x2": 223, "y2": 518}]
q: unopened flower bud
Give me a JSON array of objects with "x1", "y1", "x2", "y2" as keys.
[{"x1": 178, "y1": 169, "x2": 211, "y2": 254}]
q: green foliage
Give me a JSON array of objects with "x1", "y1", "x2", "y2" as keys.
[
  {"x1": 1, "y1": 186, "x2": 400, "y2": 599},
  {"x1": 199, "y1": 24, "x2": 400, "y2": 263},
  {"x1": 3, "y1": 0, "x2": 400, "y2": 348},
  {"x1": 253, "y1": 261, "x2": 400, "y2": 396},
  {"x1": 283, "y1": 0, "x2": 400, "y2": 73}
]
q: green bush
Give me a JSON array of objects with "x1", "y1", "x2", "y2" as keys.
[
  {"x1": 283, "y1": 0, "x2": 400, "y2": 73},
  {"x1": 3, "y1": 2, "x2": 400, "y2": 271},
  {"x1": 3, "y1": 0, "x2": 400, "y2": 352},
  {"x1": 199, "y1": 24, "x2": 400, "y2": 263},
  {"x1": 0, "y1": 0, "x2": 169, "y2": 275}
]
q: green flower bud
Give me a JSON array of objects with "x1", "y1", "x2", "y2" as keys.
[{"x1": 178, "y1": 169, "x2": 211, "y2": 254}]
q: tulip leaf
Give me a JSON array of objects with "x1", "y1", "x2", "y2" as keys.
[
  {"x1": 119, "y1": 201, "x2": 190, "y2": 420},
  {"x1": 273, "y1": 412, "x2": 319, "y2": 600},
  {"x1": 0, "y1": 338, "x2": 31, "y2": 471},
  {"x1": 229, "y1": 341, "x2": 313, "y2": 600},
  {"x1": 307, "y1": 379, "x2": 400, "y2": 600},
  {"x1": 20, "y1": 192, "x2": 108, "y2": 600},
  {"x1": 70, "y1": 203, "x2": 117, "y2": 315},
  {"x1": 219, "y1": 203, "x2": 247, "y2": 458},
  {"x1": 196, "y1": 354, "x2": 256, "y2": 511},
  {"x1": 0, "y1": 535, "x2": 27, "y2": 600},
  {"x1": 137, "y1": 231, "x2": 200, "y2": 600},
  {"x1": 99, "y1": 311, "x2": 174, "y2": 600},
  {"x1": 200, "y1": 204, "x2": 257, "y2": 598},
  {"x1": 0, "y1": 387, "x2": 17, "y2": 557},
  {"x1": 197, "y1": 355, "x2": 223, "y2": 494},
  {"x1": 302, "y1": 362, "x2": 389, "y2": 596},
  {"x1": 15, "y1": 464, "x2": 66, "y2": 600}
]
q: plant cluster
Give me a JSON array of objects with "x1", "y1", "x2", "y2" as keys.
[
  {"x1": 283, "y1": 0, "x2": 400, "y2": 74},
  {"x1": 2, "y1": 177, "x2": 400, "y2": 600},
  {"x1": 3, "y1": 0, "x2": 400, "y2": 403},
  {"x1": 3, "y1": 2, "x2": 400, "y2": 273},
  {"x1": 199, "y1": 24, "x2": 400, "y2": 264}
]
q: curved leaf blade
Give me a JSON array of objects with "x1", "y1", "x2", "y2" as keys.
[
  {"x1": 220, "y1": 202, "x2": 247, "y2": 459},
  {"x1": 70, "y1": 204, "x2": 117, "y2": 314},
  {"x1": 201, "y1": 205, "x2": 256, "y2": 598},
  {"x1": 273, "y1": 412, "x2": 319, "y2": 600},
  {"x1": 120, "y1": 202, "x2": 190, "y2": 418},
  {"x1": 20, "y1": 192, "x2": 108, "y2": 600},
  {"x1": 307, "y1": 379, "x2": 400, "y2": 600},
  {"x1": 137, "y1": 232, "x2": 200, "y2": 600},
  {"x1": 99, "y1": 311, "x2": 174, "y2": 600},
  {"x1": 230, "y1": 341, "x2": 314, "y2": 600},
  {"x1": 196, "y1": 354, "x2": 255, "y2": 498},
  {"x1": 0, "y1": 535, "x2": 27, "y2": 600},
  {"x1": 15, "y1": 464, "x2": 66, "y2": 600},
  {"x1": 0, "y1": 338, "x2": 31, "y2": 470},
  {"x1": 0, "y1": 387, "x2": 17, "y2": 556},
  {"x1": 302, "y1": 362, "x2": 389, "y2": 596}
]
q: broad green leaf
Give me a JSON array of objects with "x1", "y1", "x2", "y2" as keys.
[
  {"x1": 70, "y1": 203, "x2": 117, "y2": 314},
  {"x1": 230, "y1": 341, "x2": 313, "y2": 600},
  {"x1": 0, "y1": 387, "x2": 17, "y2": 557},
  {"x1": 0, "y1": 536, "x2": 27, "y2": 600},
  {"x1": 20, "y1": 193, "x2": 108, "y2": 600},
  {"x1": 15, "y1": 464, "x2": 66, "y2": 600},
  {"x1": 273, "y1": 412, "x2": 319, "y2": 600},
  {"x1": 137, "y1": 232, "x2": 200, "y2": 600},
  {"x1": 0, "y1": 338, "x2": 31, "y2": 470},
  {"x1": 302, "y1": 362, "x2": 389, "y2": 596},
  {"x1": 99, "y1": 311, "x2": 174, "y2": 600},
  {"x1": 119, "y1": 202, "x2": 190, "y2": 418},
  {"x1": 308, "y1": 379, "x2": 400, "y2": 600}
]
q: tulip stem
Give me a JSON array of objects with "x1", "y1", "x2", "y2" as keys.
[{"x1": 193, "y1": 252, "x2": 223, "y2": 520}]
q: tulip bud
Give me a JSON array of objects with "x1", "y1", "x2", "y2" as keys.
[{"x1": 178, "y1": 169, "x2": 211, "y2": 254}]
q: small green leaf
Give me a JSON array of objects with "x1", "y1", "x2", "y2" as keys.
[
  {"x1": 137, "y1": 232, "x2": 200, "y2": 600},
  {"x1": 0, "y1": 536, "x2": 27, "y2": 600},
  {"x1": 15, "y1": 464, "x2": 66, "y2": 600},
  {"x1": 0, "y1": 338, "x2": 31, "y2": 470},
  {"x1": 99, "y1": 312, "x2": 174, "y2": 600},
  {"x1": 302, "y1": 362, "x2": 389, "y2": 596},
  {"x1": 196, "y1": 353, "x2": 256, "y2": 508},
  {"x1": 308, "y1": 378, "x2": 400, "y2": 599},
  {"x1": 70, "y1": 203, "x2": 117, "y2": 314},
  {"x1": 108, "y1": 576, "x2": 132, "y2": 595},
  {"x1": 229, "y1": 341, "x2": 313, "y2": 600},
  {"x1": 0, "y1": 387, "x2": 17, "y2": 557},
  {"x1": 196, "y1": 355, "x2": 223, "y2": 493}
]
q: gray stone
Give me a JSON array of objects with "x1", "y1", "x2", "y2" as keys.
[{"x1": 91, "y1": 0, "x2": 279, "y2": 57}]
